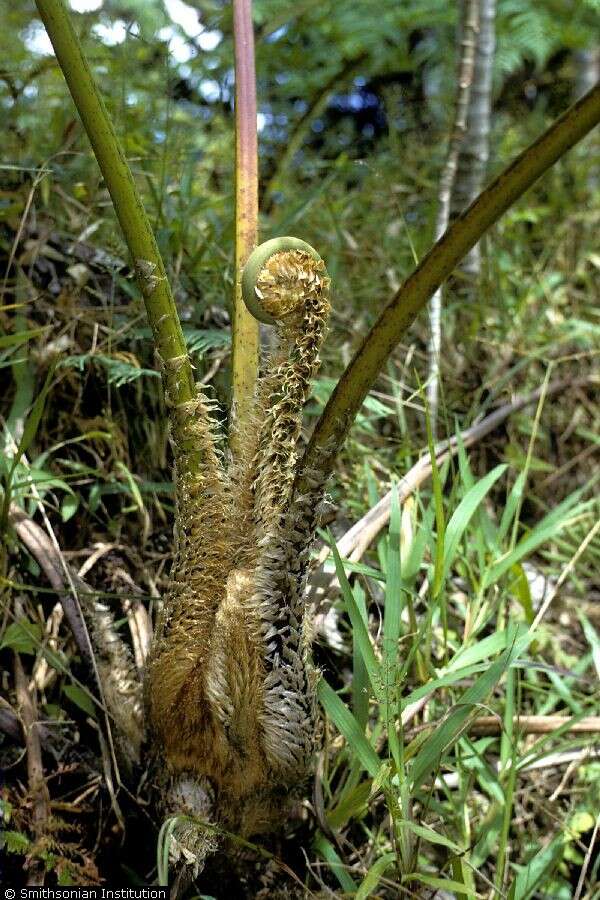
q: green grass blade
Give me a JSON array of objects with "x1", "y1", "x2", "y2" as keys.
[
  {"x1": 402, "y1": 873, "x2": 479, "y2": 896},
  {"x1": 443, "y1": 464, "x2": 507, "y2": 580},
  {"x1": 425, "y1": 402, "x2": 446, "y2": 600},
  {"x1": 410, "y1": 627, "x2": 530, "y2": 791},
  {"x1": 330, "y1": 534, "x2": 382, "y2": 696},
  {"x1": 352, "y1": 582, "x2": 370, "y2": 732},
  {"x1": 484, "y1": 488, "x2": 594, "y2": 589},
  {"x1": 313, "y1": 834, "x2": 357, "y2": 893},
  {"x1": 356, "y1": 852, "x2": 396, "y2": 900},
  {"x1": 0, "y1": 327, "x2": 47, "y2": 350},
  {"x1": 509, "y1": 834, "x2": 566, "y2": 900},
  {"x1": 317, "y1": 679, "x2": 381, "y2": 779},
  {"x1": 384, "y1": 483, "x2": 402, "y2": 672}
]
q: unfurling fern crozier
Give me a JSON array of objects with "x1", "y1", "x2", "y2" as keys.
[{"x1": 144, "y1": 237, "x2": 331, "y2": 857}]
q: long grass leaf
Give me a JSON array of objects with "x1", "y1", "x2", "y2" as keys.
[
  {"x1": 356, "y1": 852, "x2": 396, "y2": 900},
  {"x1": 410, "y1": 628, "x2": 530, "y2": 791},
  {"x1": 330, "y1": 535, "x2": 382, "y2": 696},
  {"x1": 443, "y1": 464, "x2": 507, "y2": 579},
  {"x1": 317, "y1": 679, "x2": 381, "y2": 779},
  {"x1": 313, "y1": 834, "x2": 357, "y2": 893}
]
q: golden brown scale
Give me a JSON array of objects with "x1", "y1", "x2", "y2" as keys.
[
  {"x1": 143, "y1": 246, "x2": 330, "y2": 870},
  {"x1": 144, "y1": 394, "x2": 231, "y2": 761}
]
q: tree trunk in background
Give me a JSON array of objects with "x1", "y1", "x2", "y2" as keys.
[
  {"x1": 574, "y1": 47, "x2": 600, "y2": 100},
  {"x1": 451, "y1": 0, "x2": 497, "y2": 282},
  {"x1": 427, "y1": 0, "x2": 479, "y2": 432},
  {"x1": 574, "y1": 46, "x2": 599, "y2": 190}
]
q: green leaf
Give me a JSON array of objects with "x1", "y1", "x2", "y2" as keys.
[
  {"x1": 509, "y1": 834, "x2": 566, "y2": 900},
  {"x1": 509, "y1": 563, "x2": 535, "y2": 624},
  {"x1": 484, "y1": 488, "x2": 594, "y2": 589},
  {"x1": 61, "y1": 354, "x2": 160, "y2": 387},
  {"x1": 448, "y1": 625, "x2": 529, "y2": 672},
  {"x1": 61, "y1": 493, "x2": 79, "y2": 522},
  {"x1": 403, "y1": 872, "x2": 478, "y2": 896},
  {"x1": 63, "y1": 683, "x2": 96, "y2": 718},
  {"x1": 318, "y1": 679, "x2": 381, "y2": 779},
  {"x1": 327, "y1": 780, "x2": 371, "y2": 830},
  {"x1": 356, "y1": 852, "x2": 396, "y2": 900},
  {"x1": 425, "y1": 403, "x2": 445, "y2": 599},
  {"x1": 314, "y1": 834, "x2": 357, "y2": 894},
  {"x1": 11, "y1": 362, "x2": 57, "y2": 473},
  {"x1": 0, "y1": 619, "x2": 43, "y2": 654},
  {"x1": 578, "y1": 611, "x2": 600, "y2": 680},
  {"x1": 115, "y1": 461, "x2": 145, "y2": 514},
  {"x1": 352, "y1": 582, "x2": 370, "y2": 733},
  {"x1": 0, "y1": 829, "x2": 31, "y2": 854},
  {"x1": 383, "y1": 484, "x2": 402, "y2": 680},
  {"x1": 498, "y1": 472, "x2": 526, "y2": 543},
  {"x1": 395, "y1": 819, "x2": 462, "y2": 853},
  {"x1": 157, "y1": 817, "x2": 184, "y2": 887},
  {"x1": 410, "y1": 627, "x2": 530, "y2": 791},
  {"x1": 0, "y1": 327, "x2": 46, "y2": 350},
  {"x1": 329, "y1": 535, "x2": 382, "y2": 698},
  {"x1": 443, "y1": 464, "x2": 507, "y2": 579},
  {"x1": 402, "y1": 501, "x2": 435, "y2": 582}
]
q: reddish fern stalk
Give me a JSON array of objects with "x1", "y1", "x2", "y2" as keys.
[{"x1": 231, "y1": 0, "x2": 260, "y2": 454}]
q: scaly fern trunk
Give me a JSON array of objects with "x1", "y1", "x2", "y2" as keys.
[
  {"x1": 31, "y1": 0, "x2": 600, "y2": 881},
  {"x1": 146, "y1": 240, "x2": 331, "y2": 869}
]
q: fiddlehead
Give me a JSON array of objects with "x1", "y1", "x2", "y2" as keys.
[{"x1": 235, "y1": 238, "x2": 330, "y2": 776}]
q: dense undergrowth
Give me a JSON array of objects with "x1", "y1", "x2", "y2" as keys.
[{"x1": 1, "y1": 3, "x2": 600, "y2": 896}]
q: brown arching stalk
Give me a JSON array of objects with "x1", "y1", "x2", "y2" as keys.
[
  {"x1": 295, "y1": 82, "x2": 600, "y2": 497},
  {"x1": 144, "y1": 238, "x2": 330, "y2": 869}
]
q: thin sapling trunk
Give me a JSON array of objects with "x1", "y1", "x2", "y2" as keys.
[
  {"x1": 427, "y1": 0, "x2": 479, "y2": 432},
  {"x1": 452, "y1": 0, "x2": 497, "y2": 279}
]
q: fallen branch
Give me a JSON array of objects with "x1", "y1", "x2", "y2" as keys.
[
  {"x1": 470, "y1": 715, "x2": 600, "y2": 735},
  {"x1": 438, "y1": 747, "x2": 599, "y2": 790},
  {"x1": 0, "y1": 703, "x2": 52, "y2": 747},
  {"x1": 10, "y1": 504, "x2": 98, "y2": 674}
]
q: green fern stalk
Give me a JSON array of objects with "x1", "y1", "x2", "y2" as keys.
[
  {"x1": 33, "y1": 0, "x2": 198, "y2": 464},
  {"x1": 296, "y1": 82, "x2": 600, "y2": 495}
]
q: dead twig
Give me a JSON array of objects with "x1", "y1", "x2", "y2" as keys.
[
  {"x1": 14, "y1": 640, "x2": 51, "y2": 886},
  {"x1": 9, "y1": 503, "x2": 98, "y2": 674},
  {"x1": 405, "y1": 714, "x2": 600, "y2": 740},
  {"x1": 0, "y1": 701, "x2": 53, "y2": 747},
  {"x1": 573, "y1": 812, "x2": 600, "y2": 900},
  {"x1": 437, "y1": 748, "x2": 600, "y2": 790}
]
